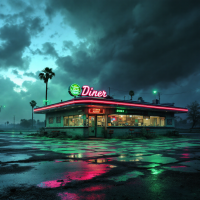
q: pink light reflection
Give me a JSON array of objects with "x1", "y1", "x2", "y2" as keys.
[
  {"x1": 180, "y1": 153, "x2": 190, "y2": 158},
  {"x1": 171, "y1": 166, "x2": 187, "y2": 168},
  {"x1": 38, "y1": 162, "x2": 110, "y2": 189},
  {"x1": 81, "y1": 185, "x2": 111, "y2": 192},
  {"x1": 37, "y1": 179, "x2": 70, "y2": 188},
  {"x1": 58, "y1": 192, "x2": 80, "y2": 200},
  {"x1": 58, "y1": 192, "x2": 106, "y2": 200}
]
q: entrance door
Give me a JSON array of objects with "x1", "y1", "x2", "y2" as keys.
[
  {"x1": 89, "y1": 116, "x2": 96, "y2": 137},
  {"x1": 96, "y1": 115, "x2": 105, "y2": 137}
]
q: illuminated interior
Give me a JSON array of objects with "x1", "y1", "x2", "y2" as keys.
[
  {"x1": 63, "y1": 115, "x2": 84, "y2": 127},
  {"x1": 108, "y1": 115, "x2": 166, "y2": 127}
]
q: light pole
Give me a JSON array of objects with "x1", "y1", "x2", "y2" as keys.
[
  {"x1": 0, "y1": 105, "x2": 5, "y2": 112},
  {"x1": 153, "y1": 90, "x2": 160, "y2": 103}
]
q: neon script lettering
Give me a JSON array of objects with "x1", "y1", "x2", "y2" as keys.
[{"x1": 81, "y1": 85, "x2": 107, "y2": 97}]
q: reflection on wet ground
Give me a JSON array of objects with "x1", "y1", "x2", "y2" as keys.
[{"x1": 0, "y1": 132, "x2": 200, "y2": 199}]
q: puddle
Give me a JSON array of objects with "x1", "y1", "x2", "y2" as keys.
[
  {"x1": 107, "y1": 171, "x2": 144, "y2": 182},
  {"x1": 148, "y1": 168, "x2": 164, "y2": 175},
  {"x1": 58, "y1": 191, "x2": 106, "y2": 200},
  {"x1": 0, "y1": 153, "x2": 32, "y2": 162},
  {"x1": 37, "y1": 161, "x2": 111, "y2": 188},
  {"x1": 88, "y1": 158, "x2": 112, "y2": 163},
  {"x1": 139, "y1": 154, "x2": 177, "y2": 164}
]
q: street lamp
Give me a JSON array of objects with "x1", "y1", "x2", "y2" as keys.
[
  {"x1": 0, "y1": 105, "x2": 5, "y2": 112},
  {"x1": 153, "y1": 90, "x2": 160, "y2": 103}
]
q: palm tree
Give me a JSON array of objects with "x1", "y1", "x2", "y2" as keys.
[
  {"x1": 39, "y1": 67, "x2": 55, "y2": 106},
  {"x1": 129, "y1": 90, "x2": 134, "y2": 100},
  {"x1": 138, "y1": 97, "x2": 144, "y2": 102},
  {"x1": 30, "y1": 100, "x2": 37, "y2": 129}
]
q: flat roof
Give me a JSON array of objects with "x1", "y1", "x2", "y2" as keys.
[{"x1": 34, "y1": 97, "x2": 188, "y2": 114}]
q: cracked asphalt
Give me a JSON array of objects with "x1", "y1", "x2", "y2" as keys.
[{"x1": 0, "y1": 132, "x2": 200, "y2": 200}]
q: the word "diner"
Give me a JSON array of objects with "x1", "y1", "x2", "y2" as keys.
[{"x1": 81, "y1": 85, "x2": 107, "y2": 97}]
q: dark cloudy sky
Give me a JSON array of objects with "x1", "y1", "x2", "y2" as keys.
[{"x1": 0, "y1": 0, "x2": 200, "y2": 124}]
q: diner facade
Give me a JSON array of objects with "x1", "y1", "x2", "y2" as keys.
[{"x1": 34, "y1": 95, "x2": 188, "y2": 138}]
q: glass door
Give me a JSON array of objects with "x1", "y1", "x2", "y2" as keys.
[
  {"x1": 89, "y1": 116, "x2": 96, "y2": 137},
  {"x1": 96, "y1": 115, "x2": 105, "y2": 137}
]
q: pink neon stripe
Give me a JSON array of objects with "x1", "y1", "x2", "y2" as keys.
[{"x1": 34, "y1": 99, "x2": 188, "y2": 112}]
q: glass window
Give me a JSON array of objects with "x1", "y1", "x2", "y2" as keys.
[
  {"x1": 89, "y1": 116, "x2": 95, "y2": 127},
  {"x1": 68, "y1": 116, "x2": 74, "y2": 126},
  {"x1": 64, "y1": 116, "x2": 68, "y2": 126},
  {"x1": 160, "y1": 117, "x2": 165, "y2": 126},
  {"x1": 134, "y1": 115, "x2": 143, "y2": 126},
  {"x1": 107, "y1": 114, "x2": 166, "y2": 127},
  {"x1": 97, "y1": 116, "x2": 105, "y2": 127},
  {"x1": 56, "y1": 116, "x2": 61, "y2": 123},
  {"x1": 74, "y1": 115, "x2": 84, "y2": 126},
  {"x1": 126, "y1": 115, "x2": 134, "y2": 126},
  {"x1": 143, "y1": 116, "x2": 150, "y2": 126},
  {"x1": 108, "y1": 115, "x2": 119, "y2": 126},
  {"x1": 49, "y1": 117, "x2": 53, "y2": 124},
  {"x1": 150, "y1": 116, "x2": 165, "y2": 126},
  {"x1": 118, "y1": 115, "x2": 126, "y2": 126},
  {"x1": 64, "y1": 115, "x2": 83, "y2": 127}
]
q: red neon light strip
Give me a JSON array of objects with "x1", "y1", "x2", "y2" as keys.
[{"x1": 34, "y1": 99, "x2": 188, "y2": 112}]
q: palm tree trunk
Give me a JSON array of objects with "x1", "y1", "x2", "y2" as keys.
[
  {"x1": 46, "y1": 82, "x2": 48, "y2": 106},
  {"x1": 32, "y1": 107, "x2": 33, "y2": 129}
]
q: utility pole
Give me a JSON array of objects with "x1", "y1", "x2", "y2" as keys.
[
  {"x1": 124, "y1": 96, "x2": 126, "y2": 100},
  {"x1": 109, "y1": 87, "x2": 110, "y2": 96},
  {"x1": 14, "y1": 115, "x2": 15, "y2": 129}
]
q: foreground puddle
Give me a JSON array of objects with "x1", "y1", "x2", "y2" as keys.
[
  {"x1": 0, "y1": 153, "x2": 32, "y2": 162},
  {"x1": 58, "y1": 191, "x2": 106, "y2": 200},
  {"x1": 164, "y1": 160, "x2": 200, "y2": 173},
  {"x1": 38, "y1": 162, "x2": 111, "y2": 188}
]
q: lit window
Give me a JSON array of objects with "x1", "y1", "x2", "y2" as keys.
[{"x1": 64, "y1": 115, "x2": 83, "y2": 127}]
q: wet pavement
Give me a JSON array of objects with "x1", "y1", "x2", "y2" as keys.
[{"x1": 0, "y1": 132, "x2": 200, "y2": 200}]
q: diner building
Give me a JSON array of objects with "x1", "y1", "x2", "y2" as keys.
[{"x1": 34, "y1": 84, "x2": 188, "y2": 137}]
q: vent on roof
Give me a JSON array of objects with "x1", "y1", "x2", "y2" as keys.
[
  {"x1": 160, "y1": 103, "x2": 175, "y2": 106},
  {"x1": 152, "y1": 99, "x2": 160, "y2": 104}
]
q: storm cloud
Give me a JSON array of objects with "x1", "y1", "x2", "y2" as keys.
[
  {"x1": 45, "y1": 0, "x2": 200, "y2": 93},
  {"x1": 0, "y1": 0, "x2": 200, "y2": 123}
]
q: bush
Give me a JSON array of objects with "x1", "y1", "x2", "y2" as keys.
[
  {"x1": 116, "y1": 135, "x2": 133, "y2": 139},
  {"x1": 165, "y1": 130, "x2": 180, "y2": 137},
  {"x1": 39, "y1": 127, "x2": 45, "y2": 132},
  {"x1": 71, "y1": 135, "x2": 84, "y2": 140},
  {"x1": 143, "y1": 132, "x2": 157, "y2": 139}
]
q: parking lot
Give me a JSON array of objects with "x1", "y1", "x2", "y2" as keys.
[{"x1": 0, "y1": 132, "x2": 200, "y2": 200}]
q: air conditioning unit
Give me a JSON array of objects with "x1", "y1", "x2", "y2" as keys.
[{"x1": 152, "y1": 99, "x2": 160, "y2": 104}]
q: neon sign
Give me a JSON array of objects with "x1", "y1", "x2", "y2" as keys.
[
  {"x1": 116, "y1": 109, "x2": 125, "y2": 113},
  {"x1": 34, "y1": 99, "x2": 189, "y2": 113},
  {"x1": 89, "y1": 108, "x2": 105, "y2": 114},
  {"x1": 68, "y1": 84, "x2": 107, "y2": 98},
  {"x1": 81, "y1": 85, "x2": 107, "y2": 97},
  {"x1": 68, "y1": 83, "x2": 81, "y2": 96}
]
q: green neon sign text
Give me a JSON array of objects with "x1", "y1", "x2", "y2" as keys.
[{"x1": 116, "y1": 109, "x2": 125, "y2": 113}]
